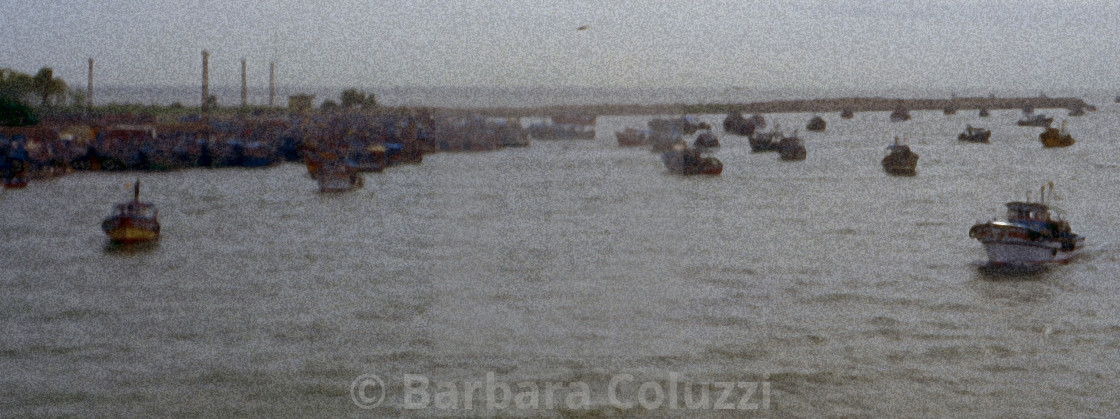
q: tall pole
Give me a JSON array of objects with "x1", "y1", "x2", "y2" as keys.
[
  {"x1": 201, "y1": 50, "x2": 210, "y2": 117},
  {"x1": 241, "y1": 58, "x2": 247, "y2": 107},
  {"x1": 87, "y1": 58, "x2": 93, "y2": 115},
  {"x1": 269, "y1": 61, "x2": 275, "y2": 108}
]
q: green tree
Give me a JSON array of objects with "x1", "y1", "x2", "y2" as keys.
[
  {"x1": 0, "y1": 68, "x2": 35, "y2": 100},
  {"x1": 31, "y1": 67, "x2": 67, "y2": 107},
  {"x1": 340, "y1": 88, "x2": 377, "y2": 109}
]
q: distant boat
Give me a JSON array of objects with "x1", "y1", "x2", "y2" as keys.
[
  {"x1": 661, "y1": 144, "x2": 722, "y2": 175},
  {"x1": 805, "y1": 116, "x2": 826, "y2": 132},
  {"x1": 722, "y1": 112, "x2": 756, "y2": 136},
  {"x1": 1017, "y1": 114, "x2": 1053, "y2": 127},
  {"x1": 748, "y1": 125, "x2": 782, "y2": 152},
  {"x1": 958, "y1": 125, "x2": 991, "y2": 143},
  {"x1": 528, "y1": 122, "x2": 595, "y2": 140},
  {"x1": 889, "y1": 107, "x2": 911, "y2": 122},
  {"x1": 978, "y1": 108, "x2": 990, "y2": 117},
  {"x1": 693, "y1": 131, "x2": 720, "y2": 148},
  {"x1": 649, "y1": 116, "x2": 710, "y2": 135},
  {"x1": 840, "y1": 108, "x2": 854, "y2": 119},
  {"x1": 882, "y1": 137, "x2": 918, "y2": 176},
  {"x1": 1039, "y1": 121, "x2": 1074, "y2": 148},
  {"x1": 969, "y1": 183, "x2": 1084, "y2": 266},
  {"x1": 317, "y1": 161, "x2": 363, "y2": 192},
  {"x1": 943, "y1": 104, "x2": 958, "y2": 115},
  {"x1": 615, "y1": 127, "x2": 649, "y2": 147},
  {"x1": 101, "y1": 180, "x2": 160, "y2": 244},
  {"x1": 1067, "y1": 107, "x2": 1085, "y2": 117},
  {"x1": 777, "y1": 133, "x2": 806, "y2": 161}
]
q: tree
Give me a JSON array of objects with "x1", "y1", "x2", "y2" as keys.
[
  {"x1": 31, "y1": 67, "x2": 67, "y2": 107},
  {"x1": 340, "y1": 88, "x2": 377, "y2": 109},
  {"x1": 0, "y1": 68, "x2": 35, "y2": 100},
  {"x1": 0, "y1": 96, "x2": 39, "y2": 126},
  {"x1": 321, "y1": 99, "x2": 339, "y2": 111}
]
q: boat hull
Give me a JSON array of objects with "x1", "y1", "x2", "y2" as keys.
[
  {"x1": 102, "y1": 219, "x2": 160, "y2": 244},
  {"x1": 978, "y1": 238, "x2": 1083, "y2": 266}
]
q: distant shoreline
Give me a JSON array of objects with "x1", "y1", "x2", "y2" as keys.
[{"x1": 439, "y1": 96, "x2": 1090, "y2": 118}]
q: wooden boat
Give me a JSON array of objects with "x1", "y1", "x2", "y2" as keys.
[
  {"x1": 722, "y1": 112, "x2": 756, "y2": 136},
  {"x1": 1039, "y1": 121, "x2": 1074, "y2": 148},
  {"x1": 615, "y1": 127, "x2": 649, "y2": 147},
  {"x1": 661, "y1": 144, "x2": 722, "y2": 175},
  {"x1": 958, "y1": 125, "x2": 991, "y2": 143},
  {"x1": 777, "y1": 133, "x2": 806, "y2": 161},
  {"x1": 693, "y1": 131, "x2": 719, "y2": 148},
  {"x1": 748, "y1": 125, "x2": 782, "y2": 153},
  {"x1": 101, "y1": 180, "x2": 160, "y2": 244},
  {"x1": 317, "y1": 161, "x2": 363, "y2": 192},
  {"x1": 889, "y1": 107, "x2": 911, "y2": 122},
  {"x1": 1017, "y1": 113, "x2": 1053, "y2": 127},
  {"x1": 806, "y1": 116, "x2": 826, "y2": 132},
  {"x1": 882, "y1": 137, "x2": 918, "y2": 176},
  {"x1": 969, "y1": 183, "x2": 1084, "y2": 266}
]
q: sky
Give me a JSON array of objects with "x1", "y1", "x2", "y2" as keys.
[{"x1": 2, "y1": 0, "x2": 1119, "y2": 94}]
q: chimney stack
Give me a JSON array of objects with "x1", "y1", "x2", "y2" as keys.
[
  {"x1": 241, "y1": 58, "x2": 247, "y2": 107},
  {"x1": 87, "y1": 58, "x2": 93, "y2": 115},
  {"x1": 201, "y1": 50, "x2": 210, "y2": 116},
  {"x1": 269, "y1": 62, "x2": 275, "y2": 108}
]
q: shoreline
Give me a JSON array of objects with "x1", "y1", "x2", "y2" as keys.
[{"x1": 438, "y1": 96, "x2": 1089, "y2": 118}]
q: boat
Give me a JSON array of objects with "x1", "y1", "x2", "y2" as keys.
[
  {"x1": 889, "y1": 107, "x2": 911, "y2": 122},
  {"x1": 777, "y1": 133, "x2": 806, "y2": 161},
  {"x1": 527, "y1": 122, "x2": 595, "y2": 140},
  {"x1": 958, "y1": 125, "x2": 991, "y2": 143},
  {"x1": 805, "y1": 116, "x2": 826, "y2": 132},
  {"x1": 2, "y1": 136, "x2": 30, "y2": 188},
  {"x1": 693, "y1": 131, "x2": 719, "y2": 148},
  {"x1": 317, "y1": 161, "x2": 363, "y2": 192},
  {"x1": 1067, "y1": 107, "x2": 1085, "y2": 117},
  {"x1": 882, "y1": 137, "x2": 918, "y2": 176},
  {"x1": 1039, "y1": 121, "x2": 1074, "y2": 147},
  {"x1": 101, "y1": 180, "x2": 160, "y2": 244},
  {"x1": 615, "y1": 127, "x2": 649, "y2": 147},
  {"x1": 943, "y1": 104, "x2": 958, "y2": 115},
  {"x1": 748, "y1": 125, "x2": 783, "y2": 152},
  {"x1": 722, "y1": 112, "x2": 755, "y2": 136},
  {"x1": 1017, "y1": 113, "x2": 1053, "y2": 127},
  {"x1": 968, "y1": 183, "x2": 1084, "y2": 266},
  {"x1": 649, "y1": 130, "x2": 686, "y2": 152},
  {"x1": 978, "y1": 107, "x2": 990, "y2": 117},
  {"x1": 649, "y1": 116, "x2": 710, "y2": 136},
  {"x1": 840, "y1": 108, "x2": 854, "y2": 119},
  {"x1": 661, "y1": 144, "x2": 722, "y2": 175}
]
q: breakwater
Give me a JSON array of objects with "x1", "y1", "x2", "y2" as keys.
[{"x1": 443, "y1": 96, "x2": 1090, "y2": 118}]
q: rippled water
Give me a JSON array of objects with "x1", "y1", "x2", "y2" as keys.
[{"x1": 3, "y1": 99, "x2": 1120, "y2": 416}]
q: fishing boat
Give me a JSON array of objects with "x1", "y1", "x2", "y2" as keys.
[
  {"x1": 317, "y1": 161, "x2": 363, "y2": 192},
  {"x1": 722, "y1": 112, "x2": 756, "y2": 136},
  {"x1": 968, "y1": 183, "x2": 1084, "y2": 266},
  {"x1": 1017, "y1": 113, "x2": 1053, "y2": 127},
  {"x1": 101, "y1": 180, "x2": 160, "y2": 244},
  {"x1": 806, "y1": 116, "x2": 826, "y2": 132},
  {"x1": 1039, "y1": 121, "x2": 1074, "y2": 147},
  {"x1": 615, "y1": 127, "x2": 649, "y2": 147},
  {"x1": 693, "y1": 131, "x2": 719, "y2": 148},
  {"x1": 649, "y1": 116, "x2": 710, "y2": 136},
  {"x1": 882, "y1": 137, "x2": 918, "y2": 176},
  {"x1": 661, "y1": 144, "x2": 722, "y2": 175},
  {"x1": 889, "y1": 107, "x2": 911, "y2": 122},
  {"x1": 957, "y1": 125, "x2": 991, "y2": 143},
  {"x1": 748, "y1": 125, "x2": 783, "y2": 152},
  {"x1": 777, "y1": 133, "x2": 807, "y2": 161}
]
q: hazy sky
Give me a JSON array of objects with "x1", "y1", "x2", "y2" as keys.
[{"x1": 3, "y1": 0, "x2": 1118, "y2": 92}]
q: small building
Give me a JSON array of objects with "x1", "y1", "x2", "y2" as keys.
[{"x1": 288, "y1": 94, "x2": 314, "y2": 112}]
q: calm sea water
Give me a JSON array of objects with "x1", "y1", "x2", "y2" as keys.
[{"x1": 3, "y1": 92, "x2": 1120, "y2": 416}]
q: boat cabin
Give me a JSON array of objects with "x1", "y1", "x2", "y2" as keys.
[
  {"x1": 112, "y1": 201, "x2": 158, "y2": 219},
  {"x1": 1005, "y1": 202, "x2": 1051, "y2": 222}
]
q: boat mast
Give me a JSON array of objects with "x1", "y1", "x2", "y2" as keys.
[{"x1": 133, "y1": 179, "x2": 140, "y2": 201}]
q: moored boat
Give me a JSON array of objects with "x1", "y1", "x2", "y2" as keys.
[
  {"x1": 693, "y1": 131, "x2": 719, "y2": 148},
  {"x1": 661, "y1": 144, "x2": 722, "y2": 175},
  {"x1": 882, "y1": 137, "x2": 918, "y2": 176},
  {"x1": 1017, "y1": 113, "x2": 1053, "y2": 127},
  {"x1": 958, "y1": 125, "x2": 991, "y2": 143},
  {"x1": 101, "y1": 180, "x2": 160, "y2": 244},
  {"x1": 748, "y1": 125, "x2": 782, "y2": 153},
  {"x1": 889, "y1": 107, "x2": 911, "y2": 122},
  {"x1": 840, "y1": 108, "x2": 854, "y2": 119},
  {"x1": 968, "y1": 183, "x2": 1084, "y2": 266},
  {"x1": 805, "y1": 116, "x2": 826, "y2": 132},
  {"x1": 978, "y1": 107, "x2": 990, "y2": 117},
  {"x1": 1039, "y1": 121, "x2": 1074, "y2": 147},
  {"x1": 777, "y1": 133, "x2": 806, "y2": 161},
  {"x1": 615, "y1": 127, "x2": 649, "y2": 147},
  {"x1": 722, "y1": 112, "x2": 756, "y2": 136}
]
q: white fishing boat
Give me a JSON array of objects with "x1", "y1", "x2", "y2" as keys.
[{"x1": 968, "y1": 183, "x2": 1084, "y2": 266}]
